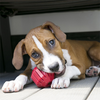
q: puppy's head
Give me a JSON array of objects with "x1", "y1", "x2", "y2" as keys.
[{"x1": 12, "y1": 21, "x2": 66, "y2": 73}]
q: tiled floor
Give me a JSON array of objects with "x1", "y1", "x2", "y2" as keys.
[{"x1": 0, "y1": 71, "x2": 100, "y2": 100}]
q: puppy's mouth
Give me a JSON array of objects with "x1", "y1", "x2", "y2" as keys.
[
  {"x1": 54, "y1": 59, "x2": 67, "y2": 77},
  {"x1": 54, "y1": 65, "x2": 66, "y2": 77}
]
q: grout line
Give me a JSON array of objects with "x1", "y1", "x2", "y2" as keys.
[
  {"x1": 23, "y1": 88, "x2": 43, "y2": 100},
  {"x1": 85, "y1": 76, "x2": 100, "y2": 100}
]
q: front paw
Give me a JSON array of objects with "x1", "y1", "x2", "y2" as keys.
[
  {"x1": 2, "y1": 80, "x2": 24, "y2": 93},
  {"x1": 51, "y1": 78, "x2": 70, "y2": 89}
]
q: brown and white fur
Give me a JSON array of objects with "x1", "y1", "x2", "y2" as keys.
[{"x1": 2, "y1": 21, "x2": 100, "y2": 92}]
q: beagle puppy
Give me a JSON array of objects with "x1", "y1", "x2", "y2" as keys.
[{"x1": 2, "y1": 21, "x2": 100, "y2": 92}]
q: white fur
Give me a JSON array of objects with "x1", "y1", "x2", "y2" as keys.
[
  {"x1": 30, "y1": 58, "x2": 36, "y2": 70},
  {"x1": 51, "y1": 65, "x2": 81, "y2": 88},
  {"x1": 32, "y1": 36, "x2": 64, "y2": 73},
  {"x1": 2, "y1": 75, "x2": 28, "y2": 92},
  {"x1": 62, "y1": 49, "x2": 80, "y2": 79},
  {"x1": 15, "y1": 75, "x2": 28, "y2": 85},
  {"x1": 63, "y1": 66, "x2": 81, "y2": 79},
  {"x1": 62, "y1": 49, "x2": 72, "y2": 66}
]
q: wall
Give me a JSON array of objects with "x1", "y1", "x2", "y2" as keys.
[{"x1": 9, "y1": 10, "x2": 100, "y2": 35}]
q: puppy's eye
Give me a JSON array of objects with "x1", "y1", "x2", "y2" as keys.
[
  {"x1": 31, "y1": 52, "x2": 40, "y2": 59},
  {"x1": 49, "y1": 39, "x2": 55, "y2": 47}
]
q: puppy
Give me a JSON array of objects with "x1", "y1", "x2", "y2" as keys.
[{"x1": 2, "y1": 21, "x2": 100, "y2": 92}]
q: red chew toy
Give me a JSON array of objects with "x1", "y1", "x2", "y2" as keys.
[{"x1": 31, "y1": 67, "x2": 55, "y2": 88}]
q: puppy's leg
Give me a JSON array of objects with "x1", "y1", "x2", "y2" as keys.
[
  {"x1": 88, "y1": 41, "x2": 100, "y2": 61},
  {"x1": 2, "y1": 59, "x2": 36, "y2": 93},
  {"x1": 87, "y1": 41, "x2": 100, "y2": 77},
  {"x1": 51, "y1": 65, "x2": 81, "y2": 89}
]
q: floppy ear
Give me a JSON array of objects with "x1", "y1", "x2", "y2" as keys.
[
  {"x1": 42, "y1": 21, "x2": 66, "y2": 42},
  {"x1": 12, "y1": 39, "x2": 27, "y2": 70}
]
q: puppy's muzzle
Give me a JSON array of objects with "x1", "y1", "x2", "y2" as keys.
[{"x1": 48, "y1": 62, "x2": 59, "y2": 72}]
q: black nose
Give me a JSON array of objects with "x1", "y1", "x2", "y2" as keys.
[{"x1": 48, "y1": 62, "x2": 59, "y2": 72}]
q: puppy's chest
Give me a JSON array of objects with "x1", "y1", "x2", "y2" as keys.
[{"x1": 62, "y1": 49, "x2": 72, "y2": 66}]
